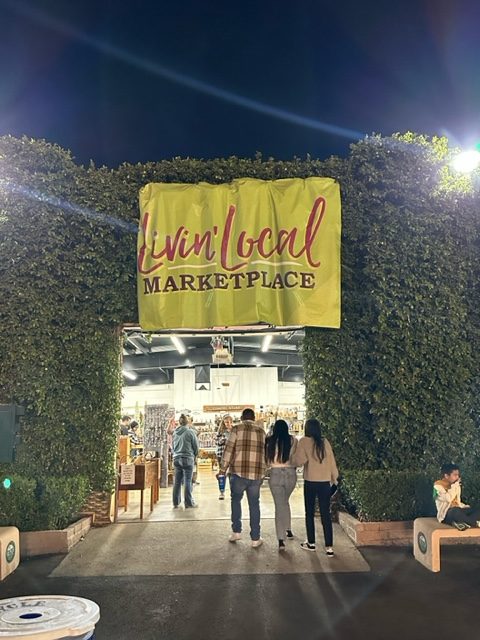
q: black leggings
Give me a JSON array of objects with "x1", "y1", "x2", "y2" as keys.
[
  {"x1": 443, "y1": 505, "x2": 480, "y2": 527},
  {"x1": 304, "y1": 480, "x2": 333, "y2": 546}
]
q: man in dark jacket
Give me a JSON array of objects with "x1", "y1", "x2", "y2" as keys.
[{"x1": 120, "y1": 415, "x2": 131, "y2": 436}]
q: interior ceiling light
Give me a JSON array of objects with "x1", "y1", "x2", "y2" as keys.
[
  {"x1": 261, "y1": 334, "x2": 273, "y2": 352},
  {"x1": 122, "y1": 369, "x2": 137, "y2": 380},
  {"x1": 170, "y1": 336, "x2": 186, "y2": 354}
]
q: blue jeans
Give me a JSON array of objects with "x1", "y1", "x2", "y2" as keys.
[
  {"x1": 230, "y1": 474, "x2": 262, "y2": 540},
  {"x1": 173, "y1": 456, "x2": 195, "y2": 507}
]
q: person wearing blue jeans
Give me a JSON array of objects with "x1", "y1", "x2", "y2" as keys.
[
  {"x1": 218, "y1": 408, "x2": 266, "y2": 548},
  {"x1": 230, "y1": 475, "x2": 262, "y2": 541},
  {"x1": 172, "y1": 414, "x2": 199, "y2": 508},
  {"x1": 173, "y1": 456, "x2": 195, "y2": 508}
]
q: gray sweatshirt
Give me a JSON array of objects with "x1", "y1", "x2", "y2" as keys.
[{"x1": 173, "y1": 426, "x2": 199, "y2": 460}]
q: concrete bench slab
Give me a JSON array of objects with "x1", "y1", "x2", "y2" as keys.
[
  {"x1": 0, "y1": 527, "x2": 20, "y2": 580},
  {"x1": 413, "y1": 517, "x2": 480, "y2": 572}
]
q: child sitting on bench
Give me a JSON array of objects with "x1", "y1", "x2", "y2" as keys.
[{"x1": 434, "y1": 463, "x2": 480, "y2": 531}]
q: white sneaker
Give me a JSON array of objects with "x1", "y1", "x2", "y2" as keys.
[
  {"x1": 251, "y1": 538, "x2": 263, "y2": 548},
  {"x1": 326, "y1": 547, "x2": 334, "y2": 557},
  {"x1": 229, "y1": 532, "x2": 242, "y2": 542}
]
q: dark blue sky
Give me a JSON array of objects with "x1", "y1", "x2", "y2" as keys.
[{"x1": 1, "y1": 0, "x2": 479, "y2": 167}]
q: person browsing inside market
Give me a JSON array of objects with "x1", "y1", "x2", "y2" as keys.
[
  {"x1": 128, "y1": 420, "x2": 142, "y2": 458},
  {"x1": 172, "y1": 414, "x2": 199, "y2": 509},
  {"x1": 120, "y1": 415, "x2": 131, "y2": 436},
  {"x1": 216, "y1": 414, "x2": 233, "y2": 500}
]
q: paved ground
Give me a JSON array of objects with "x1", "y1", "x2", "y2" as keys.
[
  {"x1": 50, "y1": 522, "x2": 369, "y2": 576},
  {"x1": 2, "y1": 534, "x2": 480, "y2": 639},
  {"x1": 2, "y1": 473, "x2": 480, "y2": 638},
  {"x1": 117, "y1": 468, "x2": 306, "y2": 522}
]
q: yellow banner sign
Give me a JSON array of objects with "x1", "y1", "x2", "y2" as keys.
[{"x1": 137, "y1": 178, "x2": 341, "y2": 329}]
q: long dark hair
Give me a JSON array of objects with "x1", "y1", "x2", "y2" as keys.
[
  {"x1": 304, "y1": 418, "x2": 325, "y2": 462},
  {"x1": 218, "y1": 414, "x2": 232, "y2": 435},
  {"x1": 265, "y1": 419, "x2": 292, "y2": 464}
]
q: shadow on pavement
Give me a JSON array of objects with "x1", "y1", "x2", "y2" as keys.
[{"x1": 1, "y1": 545, "x2": 479, "y2": 639}]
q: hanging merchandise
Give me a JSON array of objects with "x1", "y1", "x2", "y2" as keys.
[
  {"x1": 144, "y1": 404, "x2": 175, "y2": 488},
  {"x1": 211, "y1": 336, "x2": 233, "y2": 364}
]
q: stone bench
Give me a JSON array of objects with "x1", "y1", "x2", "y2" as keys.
[
  {"x1": 413, "y1": 517, "x2": 480, "y2": 572},
  {"x1": 0, "y1": 526, "x2": 19, "y2": 580}
]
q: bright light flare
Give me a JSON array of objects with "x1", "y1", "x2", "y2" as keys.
[
  {"x1": 122, "y1": 369, "x2": 137, "y2": 380},
  {"x1": 261, "y1": 335, "x2": 273, "y2": 352},
  {"x1": 170, "y1": 336, "x2": 186, "y2": 354},
  {"x1": 451, "y1": 150, "x2": 480, "y2": 173},
  {"x1": 4, "y1": 0, "x2": 363, "y2": 141}
]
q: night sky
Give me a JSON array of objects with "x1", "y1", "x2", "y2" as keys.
[{"x1": 1, "y1": 0, "x2": 480, "y2": 167}]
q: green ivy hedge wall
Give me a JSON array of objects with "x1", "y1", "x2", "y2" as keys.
[
  {"x1": 0, "y1": 133, "x2": 479, "y2": 500},
  {"x1": 0, "y1": 137, "x2": 130, "y2": 492},
  {"x1": 304, "y1": 135, "x2": 480, "y2": 470}
]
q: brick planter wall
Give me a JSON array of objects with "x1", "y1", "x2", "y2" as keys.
[
  {"x1": 82, "y1": 491, "x2": 114, "y2": 526},
  {"x1": 338, "y1": 512, "x2": 413, "y2": 546},
  {"x1": 19, "y1": 516, "x2": 93, "y2": 558}
]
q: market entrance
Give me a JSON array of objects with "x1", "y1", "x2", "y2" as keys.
[
  {"x1": 118, "y1": 175, "x2": 339, "y2": 524},
  {"x1": 116, "y1": 327, "x2": 306, "y2": 523}
]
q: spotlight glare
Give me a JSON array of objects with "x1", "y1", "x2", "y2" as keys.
[{"x1": 451, "y1": 150, "x2": 480, "y2": 173}]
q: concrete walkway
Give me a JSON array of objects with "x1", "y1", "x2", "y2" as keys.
[
  {"x1": 51, "y1": 521, "x2": 369, "y2": 576},
  {"x1": 2, "y1": 542, "x2": 480, "y2": 639},
  {"x1": 2, "y1": 469, "x2": 480, "y2": 639},
  {"x1": 117, "y1": 468, "x2": 306, "y2": 522}
]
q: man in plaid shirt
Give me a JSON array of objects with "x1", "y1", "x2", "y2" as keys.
[{"x1": 219, "y1": 407, "x2": 266, "y2": 547}]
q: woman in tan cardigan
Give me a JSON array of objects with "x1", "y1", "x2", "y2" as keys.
[{"x1": 292, "y1": 418, "x2": 339, "y2": 556}]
